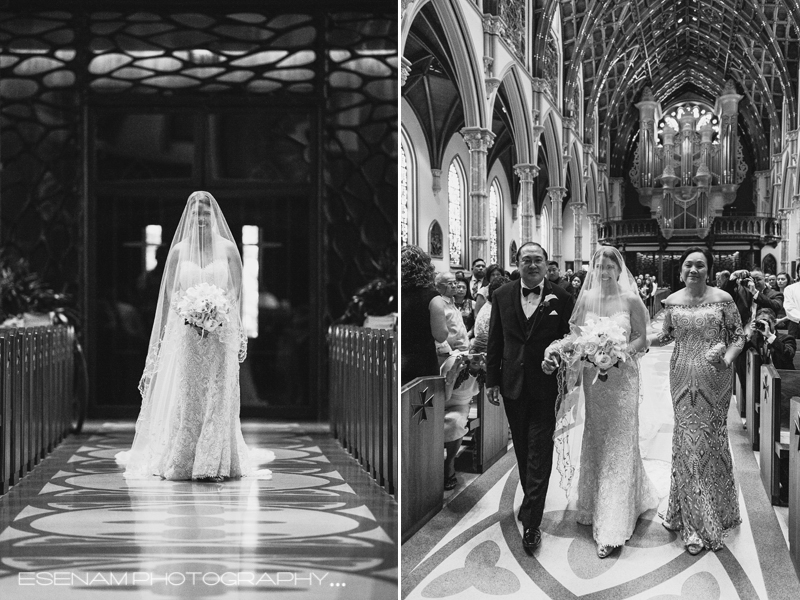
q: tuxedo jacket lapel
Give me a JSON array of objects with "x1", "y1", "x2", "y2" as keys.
[{"x1": 512, "y1": 279, "x2": 527, "y2": 334}]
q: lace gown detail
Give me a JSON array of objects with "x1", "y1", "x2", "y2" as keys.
[
  {"x1": 125, "y1": 260, "x2": 254, "y2": 480},
  {"x1": 577, "y1": 311, "x2": 658, "y2": 546},
  {"x1": 659, "y1": 301, "x2": 744, "y2": 550}
]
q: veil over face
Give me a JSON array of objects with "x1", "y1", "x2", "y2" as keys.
[
  {"x1": 139, "y1": 191, "x2": 246, "y2": 401},
  {"x1": 570, "y1": 245, "x2": 643, "y2": 330},
  {"x1": 553, "y1": 245, "x2": 651, "y2": 497}
]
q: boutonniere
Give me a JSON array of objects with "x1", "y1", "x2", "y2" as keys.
[{"x1": 542, "y1": 293, "x2": 558, "y2": 308}]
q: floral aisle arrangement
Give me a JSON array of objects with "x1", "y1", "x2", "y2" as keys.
[
  {"x1": 551, "y1": 316, "x2": 631, "y2": 383},
  {"x1": 173, "y1": 282, "x2": 231, "y2": 338}
]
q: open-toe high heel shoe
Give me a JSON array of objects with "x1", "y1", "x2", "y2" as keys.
[
  {"x1": 596, "y1": 544, "x2": 617, "y2": 559},
  {"x1": 686, "y1": 541, "x2": 704, "y2": 555}
]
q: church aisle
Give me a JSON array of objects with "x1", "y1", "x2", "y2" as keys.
[
  {"x1": 401, "y1": 342, "x2": 800, "y2": 600},
  {"x1": 0, "y1": 421, "x2": 397, "y2": 599}
]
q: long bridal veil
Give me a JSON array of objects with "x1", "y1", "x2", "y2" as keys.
[
  {"x1": 553, "y1": 245, "x2": 650, "y2": 498},
  {"x1": 116, "y1": 191, "x2": 273, "y2": 479}
]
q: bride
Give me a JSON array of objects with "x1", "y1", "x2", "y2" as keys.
[
  {"x1": 544, "y1": 246, "x2": 657, "y2": 557},
  {"x1": 117, "y1": 191, "x2": 273, "y2": 480}
]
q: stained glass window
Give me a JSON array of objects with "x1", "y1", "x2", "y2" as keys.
[
  {"x1": 144, "y1": 225, "x2": 162, "y2": 272},
  {"x1": 401, "y1": 143, "x2": 409, "y2": 246},
  {"x1": 448, "y1": 157, "x2": 465, "y2": 267},
  {"x1": 540, "y1": 205, "x2": 550, "y2": 258},
  {"x1": 489, "y1": 179, "x2": 501, "y2": 265},
  {"x1": 241, "y1": 225, "x2": 260, "y2": 339}
]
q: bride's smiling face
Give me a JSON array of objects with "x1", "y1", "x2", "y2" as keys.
[
  {"x1": 193, "y1": 201, "x2": 212, "y2": 229},
  {"x1": 596, "y1": 256, "x2": 620, "y2": 282}
]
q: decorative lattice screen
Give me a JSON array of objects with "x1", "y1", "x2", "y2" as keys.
[{"x1": 0, "y1": 8, "x2": 397, "y2": 326}]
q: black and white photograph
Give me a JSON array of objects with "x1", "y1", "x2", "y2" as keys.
[
  {"x1": 0, "y1": 1, "x2": 397, "y2": 598},
  {"x1": 400, "y1": 1, "x2": 800, "y2": 598}
]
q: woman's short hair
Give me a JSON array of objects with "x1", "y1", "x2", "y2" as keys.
[
  {"x1": 678, "y1": 246, "x2": 714, "y2": 271},
  {"x1": 401, "y1": 245, "x2": 435, "y2": 289},
  {"x1": 483, "y1": 263, "x2": 504, "y2": 284},
  {"x1": 487, "y1": 276, "x2": 510, "y2": 302}
]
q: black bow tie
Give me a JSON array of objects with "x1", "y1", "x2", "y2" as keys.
[{"x1": 522, "y1": 286, "x2": 541, "y2": 297}]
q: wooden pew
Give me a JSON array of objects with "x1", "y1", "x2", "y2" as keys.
[
  {"x1": 0, "y1": 333, "x2": 10, "y2": 494},
  {"x1": 747, "y1": 349, "x2": 762, "y2": 451},
  {"x1": 401, "y1": 376, "x2": 445, "y2": 543},
  {"x1": 789, "y1": 397, "x2": 800, "y2": 577},
  {"x1": 468, "y1": 387, "x2": 508, "y2": 473},
  {"x1": 0, "y1": 325, "x2": 74, "y2": 496},
  {"x1": 760, "y1": 366, "x2": 800, "y2": 505},
  {"x1": 760, "y1": 365, "x2": 781, "y2": 503}
]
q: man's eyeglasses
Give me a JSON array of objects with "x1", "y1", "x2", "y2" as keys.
[{"x1": 519, "y1": 257, "x2": 545, "y2": 267}]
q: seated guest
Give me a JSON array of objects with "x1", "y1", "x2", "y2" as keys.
[
  {"x1": 747, "y1": 308, "x2": 796, "y2": 370},
  {"x1": 431, "y1": 271, "x2": 479, "y2": 491}
]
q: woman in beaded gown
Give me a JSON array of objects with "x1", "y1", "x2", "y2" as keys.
[
  {"x1": 116, "y1": 191, "x2": 273, "y2": 481},
  {"x1": 649, "y1": 246, "x2": 744, "y2": 555},
  {"x1": 545, "y1": 246, "x2": 658, "y2": 558}
]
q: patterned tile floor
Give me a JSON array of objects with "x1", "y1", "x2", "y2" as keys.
[
  {"x1": 0, "y1": 421, "x2": 397, "y2": 599},
  {"x1": 402, "y1": 316, "x2": 800, "y2": 599}
]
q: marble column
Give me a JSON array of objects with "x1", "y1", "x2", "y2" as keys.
[
  {"x1": 779, "y1": 207, "x2": 791, "y2": 273},
  {"x1": 461, "y1": 127, "x2": 495, "y2": 264},
  {"x1": 514, "y1": 163, "x2": 539, "y2": 244},
  {"x1": 547, "y1": 187, "x2": 567, "y2": 266},
  {"x1": 587, "y1": 213, "x2": 601, "y2": 251},
  {"x1": 571, "y1": 202, "x2": 586, "y2": 267}
]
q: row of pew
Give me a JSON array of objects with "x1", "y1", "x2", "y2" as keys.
[
  {"x1": 735, "y1": 347, "x2": 800, "y2": 576},
  {"x1": 328, "y1": 325, "x2": 397, "y2": 497},
  {"x1": 400, "y1": 377, "x2": 508, "y2": 543},
  {"x1": 0, "y1": 326, "x2": 75, "y2": 495}
]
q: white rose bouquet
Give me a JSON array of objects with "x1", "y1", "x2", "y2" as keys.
[
  {"x1": 550, "y1": 316, "x2": 630, "y2": 383},
  {"x1": 173, "y1": 282, "x2": 231, "y2": 338}
]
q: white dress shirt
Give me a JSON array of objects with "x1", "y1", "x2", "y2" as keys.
[
  {"x1": 783, "y1": 281, "x2": 800, "y2": 323},
  {"x1": 520, "y1": 281, "x2": 544, "y2": 319}
]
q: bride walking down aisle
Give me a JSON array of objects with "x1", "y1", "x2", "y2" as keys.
[
  {"x1": 117, "y1": 191, "x2": 273, "y2": 480},
  {"x1": 545, "y1": 246, "x2": 658, "y2": 558}
]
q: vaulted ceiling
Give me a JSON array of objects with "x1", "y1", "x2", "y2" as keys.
[{"x1": 556, "y1": 0, "x2": 800, "y2": 174}]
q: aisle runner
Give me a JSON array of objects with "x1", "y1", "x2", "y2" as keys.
[
  {"x1": 0, "y1": 422, "x2": 397, "y2": 599},
  {"x1": 402, "y1": 343, "x2": 785, "y2": 600}
]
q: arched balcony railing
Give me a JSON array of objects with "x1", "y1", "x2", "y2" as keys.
[{"x1": 598, "y1": 216, "x2": 781, "y2": 246}]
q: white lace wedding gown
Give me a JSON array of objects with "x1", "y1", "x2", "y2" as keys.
[
  {"x1": 119, "y1": 260, "x2": 272, "y2": 480},
  {"x1": 576, "y1": 311, "x2": 658, "y2": 546}
]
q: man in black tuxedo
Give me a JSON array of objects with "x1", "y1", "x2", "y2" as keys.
[{"x1": 486, "y1": 242, "x2": 574, "y2": 554}]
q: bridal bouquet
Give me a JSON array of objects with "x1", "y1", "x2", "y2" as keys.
[
  {"x1": 173, "y1": 282, "x2": 231, "y2": 338},
  {"x1": 550, "y1": 316, "x2": 630, "y2": 383}
]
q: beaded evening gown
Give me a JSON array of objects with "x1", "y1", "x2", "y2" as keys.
[
  {"x1": 659, "y1": 301, "x2": 744, "y2": 550},
  {"x1": 576, "y1": 311, "x2": 658, "y2": 546}
]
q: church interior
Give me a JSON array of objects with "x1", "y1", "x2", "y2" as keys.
[{"x1": 402, "y1": 0, "x2": 800, "y2": 598}]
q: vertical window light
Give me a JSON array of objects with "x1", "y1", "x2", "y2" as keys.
[
  {"x1": 489, "y1": 179, "x2": 501, "y2": 265},
  {"x1": 401, "y1": 143, "x2": 409, "y2": 246},
  {"x1": 145, "y1": 225, "x2": 162, "y2": 272},
  {"x1": 448, "y1": 158, "x2": 465, "y2": 267},
  {"x1": 241, "y1": 226, "x2": 260, "y2": 339}
]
